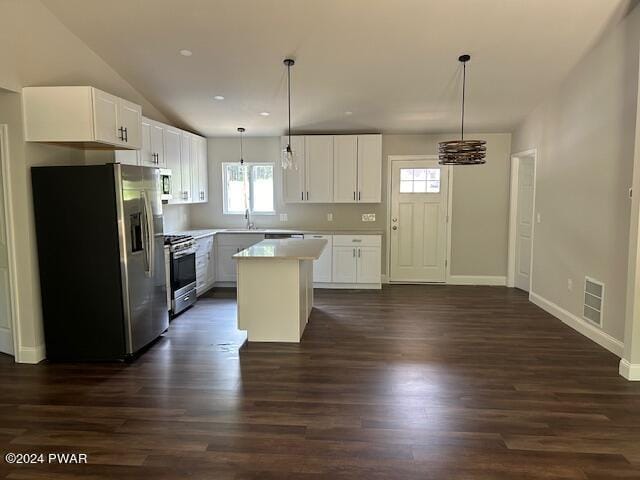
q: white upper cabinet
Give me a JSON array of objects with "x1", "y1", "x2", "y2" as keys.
[
  {"x1": 93, "y1": 90, "x2": 119, "y2": 145},
  {"x1": 164, "y1": 126, "x2": 182, "y2": 198},
  {"x1": 357, "y1": 134, "x2": 382, "y2": 203},
  {"x1": 333, "y1": 135, "x2": 358, "y2": 202},
  {"x1": 282, "y1": 136, "x2": 306, "y2": 203},
  {"x1": 147, "y1": 121, "x2": 165, "y2": 167},
  {"x1": 118, "y1": 98, "x2": 142, "y2": 148},
  {"x1": 190, "y1": 135, "x2": 208, "y2": 203},
  {"x1": 200, "y1": 137, "x2": 208, "y2": 202},
  {"x1": 179, "y1": 131, "x2": 192, "y2": 203},
  {"x1": 23, "y1": 86, "x2": 142, "y2": 149},
  {"x1": 305, "y1": 136, "x2": 334, "y2": 203},
  {"x1": 283, "y1": 134, "x2": 381, "y2": 204}
]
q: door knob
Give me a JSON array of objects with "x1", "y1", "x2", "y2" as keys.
[
  {"x1": 392, "y1": 226, "x2": 398, "y2": 230},
  {"x1": 392, "y1": 218, "x2": 397, "y2": 222}
]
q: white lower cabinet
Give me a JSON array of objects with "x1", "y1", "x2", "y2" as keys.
[
  {"x1": 332, "y1": 246, "x2": 358, "y2": 283},
  {"x1": 356, "y1": 246, "x2": 382, "y2": 283},
  {"x1": 308, "y1": 234, "x2": 332, "y2": 282},
  {"x1": 194, "y1": 235, "x2": 215, "y2": 295},
  {"x1": 331, "y1": 235, "x2": 381, "y2": 287},
  {"x1": 216, "y1": 234, "x2": 265, "y2": 282}
]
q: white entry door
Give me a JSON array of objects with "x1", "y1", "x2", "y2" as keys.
[
  {"x1": 390, "y1": 159, "x2": 449, "y2": 282},
  {"x1": 0, "y1": 128, "x2": 13, "y2": 355},
  {"x1": 515, "y1": 157, "x2": 535, "y2": 291}
]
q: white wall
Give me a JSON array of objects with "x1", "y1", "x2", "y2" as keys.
[
  {"x1": 190, "y1": 134, "x2": 512, "y2": 277},
  {"x1": 0, "y1": 0, "x2": 168, "y2": 362},
  {"x1": 512, "y1": 5, "x2": 640, "y2": 343}
]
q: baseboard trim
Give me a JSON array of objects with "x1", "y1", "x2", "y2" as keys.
[
  {"x1": 447, "y1": 275, "x2": 507, "y2": 286},
  {"x1": 381, "y1": 274, "x2": 389, "y2": 284},
  {"x1": 18, "y1": 344, "x2": 45, "y2": 364},
  {"x1": 314, "y1": 283, "x2": 382, "y2": 290},
  {"x1": 619, "y1": 359, "x2": 640, "y2": 380},
  {"x1": 529, "y1": 291, "x2": 624, "y2": 357},
  {"x1": 214, "y1": 281, "x2": 382, "y2": 290}
]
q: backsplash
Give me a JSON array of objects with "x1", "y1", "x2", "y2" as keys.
[{"x1": 163, "y1": 204, "x2": 191, "y2": 233}]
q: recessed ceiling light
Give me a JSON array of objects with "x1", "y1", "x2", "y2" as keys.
[
  {"x1": 213, "y1": 95, "x2": 225, "y2": 100},
  {"x1": 179, "y1": 49, "x2": 193, "y2": 57},
  {"x1": 259, "y1": 112, "x2": 270, "y2": 116},
  {"x1": 345, "y1": 111, "x2": 353, "y2": 115}
]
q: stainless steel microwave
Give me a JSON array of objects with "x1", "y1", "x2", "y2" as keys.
[{"x1": 159, "y1": 168, "x2": 172, "y2": 201}]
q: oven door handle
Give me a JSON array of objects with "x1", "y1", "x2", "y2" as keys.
[{"x1": 141, "y1": 191, "x2": 154, "y2": 278}]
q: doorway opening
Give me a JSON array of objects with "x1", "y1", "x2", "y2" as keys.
[
  {"x1": 507, "y1": 149, "x2": 538, "y2": 292},
  {"x1": 387, "y1": 156, "x2": 451, "y2": 283}
]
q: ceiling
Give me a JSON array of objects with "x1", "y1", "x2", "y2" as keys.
[{"x1": 42, "y1": 0, "x2": 630, "y2": 137}]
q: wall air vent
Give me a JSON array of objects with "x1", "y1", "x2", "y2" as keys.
[{"x1": 583, "y1": 277, "x2": 604, "y2": 327}]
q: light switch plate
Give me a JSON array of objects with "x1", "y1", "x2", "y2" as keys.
[
  {"x1": 362, "y1": 213, "x2": 376, "y2": 222},
  {"x1": 279, "y1": 213, "x2": 288, "y2": 222},
  {"x1": 327, "y1": 213, "x2": 333, "y2": 221}
]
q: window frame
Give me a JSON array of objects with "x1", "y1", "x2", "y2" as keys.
[{"x1": 222, "y1": 162, "x2": 276, "y2": 216}]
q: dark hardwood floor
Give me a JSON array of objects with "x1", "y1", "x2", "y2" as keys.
[{"x1": 1, "y1": 285, "x2": 640, "y2": 479}]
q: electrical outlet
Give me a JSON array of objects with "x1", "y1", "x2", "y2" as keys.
[
  {"x1": 327, "y1": 213, "x2": 333, "y2": 221},
  {"x1": 361, "y1": 213, "x2": 376, "y2": 222},
  {"x1": 279, "y1": 213, "x2": 288, "y2": 222},
  {"x1": 567, "y1": 279, "x2": 573, "y2": 291}
]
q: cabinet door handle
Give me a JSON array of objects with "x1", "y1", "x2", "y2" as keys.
[
  {"x1": 301, "y1": 191, "x2": 304, "y2": 201},
  {"x1": 124, "y1": 127, "x2": 128, "y2": 143},
  {"x1": 306, "y1": 191, "x2": 309, "y2": 201},
  {"x1": 353, "y1": 191, "x2": 356, "y2": 201},
  {"x1": 358, "y1": 248, "x2": 361, "y2": 258},
  {"x1": 352, "y1": 248, "x2": 356, "y2": 258},
  {"x1": 358, "y1": 191, "x2": 361, "y2": 201},
  {"x1": 118, "y1": 126, "x2": 125, "y2": 141}
]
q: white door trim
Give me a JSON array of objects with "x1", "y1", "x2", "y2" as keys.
[
  {"x1": 386, "y1": 155, "x2": 452, "y2": 283},
  {"x1": 507, "y1": 148, "x2": 538, "y2": 289},
  {"x1": 0, "y1": 125, "x2": 19, "y2": 359}
]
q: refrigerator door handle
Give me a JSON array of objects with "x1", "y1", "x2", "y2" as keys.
[{"x1": 141, "y1": 191, "x2": 154, "y2": 278}]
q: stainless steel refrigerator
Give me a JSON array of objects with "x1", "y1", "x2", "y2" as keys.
[{"x1": 31, "y1": 163, "x2": 168, "y2": 360}]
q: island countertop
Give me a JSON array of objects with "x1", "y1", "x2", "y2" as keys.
[{"x1": 233, "y1": 238, "x2": 327, "y2": 260}]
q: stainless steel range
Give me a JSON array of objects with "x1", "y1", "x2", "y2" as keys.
[{"x1": 164, "y1": 234, "x2": 197, "y2": 317}]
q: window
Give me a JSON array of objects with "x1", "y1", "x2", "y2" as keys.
[
  {"x1": 222, "y1": 163, "x2": 274, "y2": 214},
  {"x1": 400, "y1": 168, "x2": 440, "y2": 193}
]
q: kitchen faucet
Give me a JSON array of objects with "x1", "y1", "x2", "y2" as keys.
[{"x1": 244, "y1": 208, "x2": 255, "y2": 230}]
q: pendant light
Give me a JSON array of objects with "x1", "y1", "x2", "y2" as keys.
[
  {"x1": 282, "y1": 58, "x2": 296, "y2": 170},
  {"x1": 438, "y1": 54, "x2": 486, "y2": 165},
  {"x1": 237, "y1": 127, "x2": 245, "y2": 164}
]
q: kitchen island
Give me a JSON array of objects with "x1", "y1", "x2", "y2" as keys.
[{"x1": 233, "y1": 238, "x2": 327, "y2": 342}]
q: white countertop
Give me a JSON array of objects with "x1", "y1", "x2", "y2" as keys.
[
  {"x1": 233, "y1": 239, "x2": 327, "y2": 260},
  {"x1": 167, "y1": 228, "x2": 384, "y2": 238}
]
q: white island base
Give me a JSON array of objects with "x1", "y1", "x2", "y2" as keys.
[{"x1": 234, "y1": 239, "x2": 327, "y2": 342}]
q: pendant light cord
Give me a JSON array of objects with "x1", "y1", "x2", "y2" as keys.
[
  {"x1": 287, "y1": 62, "x2": 292, "y2": 147},
  {"x1": 240, "y1": 130, "x2": 244, "y2": 164},
  {"x1": 461, "y1": 61, "x2": 466, "y2": 141}
]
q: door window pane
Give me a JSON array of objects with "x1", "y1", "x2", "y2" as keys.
[
  {"x1": 414, "y1": 181, "x2": 427, "y2": 192},
  {"x1": 413, "y1": 169, "x2": 427, "y2": 181},
  {"x1": 399, "y1": 168, "x2": 441, "y2": 193},
  {"x1": 427, "y1": 181, "x2": 440, "y2": 193},
  {"x1": 426, "y1": 169, "x2": 440, "y2": 181},
  {"x1": 400, "y1": 168, "x2": 414, "y2": 181},
  {"x1": 400, "y1": 181, "x2": 413, "y2": 193}
]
